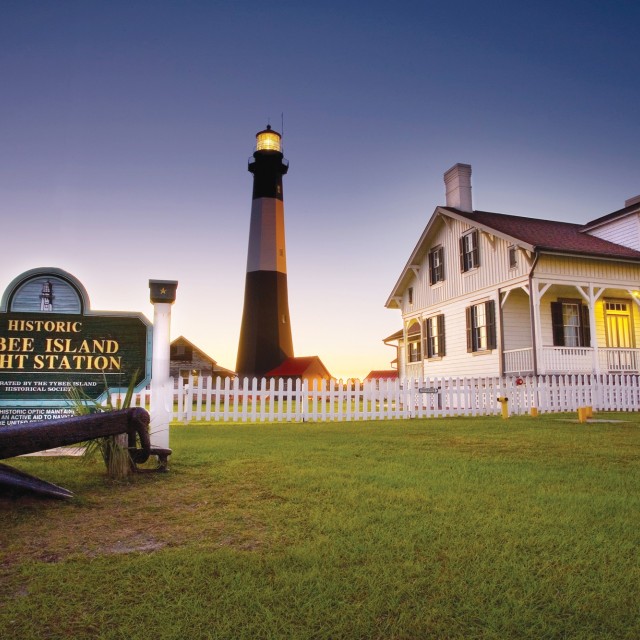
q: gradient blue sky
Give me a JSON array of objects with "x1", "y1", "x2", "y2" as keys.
[{"x1": 2, "y1": 1, "x2": 639, "y2": 379}]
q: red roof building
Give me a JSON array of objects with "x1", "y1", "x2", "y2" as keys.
[
  {"x1": 364, "y1": 369, "x2": 398, "y2": 381},
  {"x1": 265, "y1": 356, "x2": 332, "y2": 385}
]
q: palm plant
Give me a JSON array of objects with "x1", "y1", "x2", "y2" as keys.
[{"x1": 68, "y1": 371, "x2": 140, "y2": 480}]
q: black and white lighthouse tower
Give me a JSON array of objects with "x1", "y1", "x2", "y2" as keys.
[{"x1": 236, "y1": 125, "x2": 294, "y2": 378}]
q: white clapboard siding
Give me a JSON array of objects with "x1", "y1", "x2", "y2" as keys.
[
  {"x1": 586, "y1": 214, "x2": 640, "y2": 251},
  {"x1": 155, "y1": 373, "x2": 640, "y2": 423},
  {"x1": 401, "y1": 215, "x2": 531, "y2": 316}
]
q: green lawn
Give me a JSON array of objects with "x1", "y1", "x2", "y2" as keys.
[{"x1": 1, "y1": 414, "x2": 639, "y2": 639}]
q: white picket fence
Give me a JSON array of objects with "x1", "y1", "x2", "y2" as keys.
[{"x1": 142, "y1": 373, "x2": 640, "y2": 423}]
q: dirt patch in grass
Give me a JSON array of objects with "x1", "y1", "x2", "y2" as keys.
[
  {"x1": 103, "y1": 536, "x2": 165, "y2": 555},
  {"x1": 0, "y1": 462, "x2": 271, "y2": 569}
]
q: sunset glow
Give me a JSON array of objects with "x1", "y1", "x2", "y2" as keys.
[{"x1": 1, "y1": 2, "x2": 638, "y2": 381}]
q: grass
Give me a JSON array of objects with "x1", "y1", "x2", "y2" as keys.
[{"x1": 1, "y1": 413, "x2": 639, "y2": 639}]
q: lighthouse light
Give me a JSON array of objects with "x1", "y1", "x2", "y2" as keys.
[{"x1": 256, "y1": 130, "x2": 281, "y2": 152}]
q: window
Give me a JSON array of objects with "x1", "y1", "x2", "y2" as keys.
[
  {"x1": 425, "y1": 314, "x2": 445, "y2": 358},
  {"x1": 408, "y1": 338, "x2": 421, "y2": 362},
  {"x1": 466, "y1": 300, "x2": 496, "y2": 352},
  {"x1": 180, "y1": 368, "x2": 200, "y2": 386},
  {"x1": 551, "y1": 300, "x2": 590, "y2": 347},
  {"x1": 460, "y1": 230, "x2": 479, "y2": 272},
  {"x1": 406, "y1": 323, "x2": 421, "y2": 363},
  {"x1": 508, "y1": 246, "x2": 518, "y2": 269},
  {"x1": 429, "y1": 246, "x2": 444, "y2": 284},
  {"x1": 407, "y1": 287, "x2": 414, "y2": 305}
]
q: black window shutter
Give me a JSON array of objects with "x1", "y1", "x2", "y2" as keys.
[
  {"x1": 438, "y1": 314, "x2": 446, "y2": 356},
  {"x1": 428, "y1": 251, "x2": 435, "y2": 285},
  {"x1": 465, "y1": 306, "x2": 473, "y2": 352},
  {"x1": 439, "y1": 247, "x2": 445, "y2": 281},
  {"x1": 472, "y1": 231, "x2": 480, "y2": 268},
  {"x1": 486, "y1": 300, "x2": 496, "y2": 349},
  {"x1": 459, "y1": 237, "x2": 465, "y2": 272},
  {"x1": 551, "y1": 302, "x2": 565, "y2": 346},
  {"x1": 580, "y1": 304, "x2": 591, "y2": 347}
]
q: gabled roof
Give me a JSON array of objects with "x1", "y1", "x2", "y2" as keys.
[
  {"x1": 170, "y1": 336, "x2": 236, "y2": 376},
  {"x1": 582, "y1": 199, "x2": 640, "y2": 231},
  {"x1": 445, "y1": 208, "x2": 640, "y2": 259},
  {"x1": 383, "y1": 324, "x2": 419, "y2": 343},
  {"x1": 171, "y1": 336, "x2": 217, "y2": 363},
  {"x1": 266, "y1": 356, "x2": 332, "y2": 379},
  {"x1": 386, "y1": 205, "x2": 640, "y2": 308},
  {"x1": 383, "y1": 329, "x2": 403, "y2": 342}
]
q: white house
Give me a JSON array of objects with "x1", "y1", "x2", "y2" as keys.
[{"x1": 385, "y1": 164, "x2": 640, "y2": 379}]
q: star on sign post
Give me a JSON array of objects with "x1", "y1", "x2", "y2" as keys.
[{"x1": 149, "y1": 280, "x2": 177, "y2": 304}]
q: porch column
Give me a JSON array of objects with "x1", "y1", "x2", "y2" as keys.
[
  {"x1": 588, "y1": 286, "x2": 600, "y2": 374},
  {"x1": 532, "y1": 280, "x2": 551, "y2": 375},
  {"x1": 499, "y1": 289, "x2": 506, "y2": 377},
  {"x1": 420, "y1": 316, "x2": 426, "y2": 382},
  {"x1": 627, "y1": 291, "x2": 640, "y2": 373},
  {"x1": 577, "y1": 285, "x2": 604, "y2": 374},
  {"x1": 401, "y1": 323, "x2": 408, "y2": 380}
]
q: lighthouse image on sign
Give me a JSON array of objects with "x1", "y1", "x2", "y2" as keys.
[{"x1": 236, "y1": 125, "x2": 294, "y2": 378}]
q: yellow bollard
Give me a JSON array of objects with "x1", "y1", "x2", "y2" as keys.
[
  {"x1": 585, "y1": 406, "x2": 593, "y2": 419},
  {"x1": 497, "y1": 396, "x2": 509, "y2": 419},
  {"x1": 530, "y1": 407, "x2": 539, "y2": 417},
  {"x1": 577, "y1": 407, "x2": 587, "y2": 423}
]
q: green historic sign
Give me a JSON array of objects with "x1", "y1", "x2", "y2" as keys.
[{"x1": 0, "y1": 268, "x2": 152, "y2": 426}]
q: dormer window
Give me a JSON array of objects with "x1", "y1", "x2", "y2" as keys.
[{"x1": 407, "y1": 287, "x2": 414, "y2": 305}]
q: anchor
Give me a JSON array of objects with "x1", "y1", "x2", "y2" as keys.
[{"x1": 0, "y1": 408, "x2": 166, "y2": 499}]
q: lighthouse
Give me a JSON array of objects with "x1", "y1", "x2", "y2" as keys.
[{"x1": 236, "y1": 125, "x2": 294, "y2": 378}]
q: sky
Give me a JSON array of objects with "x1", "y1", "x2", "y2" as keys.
[{"x1": 1, "y1": 1, "x2": 639, "y2": 380}]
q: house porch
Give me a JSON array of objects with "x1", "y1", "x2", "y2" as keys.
[{"x1": 502, "y1": 280, "x2": 640, "y2": 376}]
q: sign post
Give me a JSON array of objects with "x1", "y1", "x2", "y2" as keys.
[{"x1": 149, "y1": 280, "x2": 178, "y2": 449}]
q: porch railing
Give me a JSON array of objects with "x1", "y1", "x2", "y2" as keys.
[
  {"x1": 599, "y1": 348, "x2": 640, "y2": 372},
  {"x1": 540, "y1": 346, "x2": 593, "y2": 373},
  {"x1": 503, "y1": 348, "x2": 534, "y2": 374},
  {"x1": 503, "y1": 346, "x2": 640, "y2": 374}
]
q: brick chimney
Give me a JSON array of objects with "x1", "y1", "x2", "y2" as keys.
[{"x1": 444, "y1": 163, "x2": 473, "y2": 212}]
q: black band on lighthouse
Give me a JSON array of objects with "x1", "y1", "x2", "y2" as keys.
[
  {"x1": 236, "y1": 271, "x2": 293, "y2": 377},
  {"x1": 249, "y1": 152, "x2": 288, "y2": 201}
]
